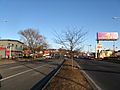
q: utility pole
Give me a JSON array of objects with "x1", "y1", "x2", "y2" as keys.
[
  {"x1": 88, "y1": 44, "x2": 92, "y2": 53},
  {"x1": 112, "y1": 16, "x2": 120, "y2": 55}
]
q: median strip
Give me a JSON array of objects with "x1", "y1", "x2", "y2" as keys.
[{"x1": 46, "y1": 60, "x2": 92, "y2": 90}]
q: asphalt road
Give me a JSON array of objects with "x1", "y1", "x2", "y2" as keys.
[
  {"x1": 0, "y1": 59, "x2": 64, "y2": 90},
  {"x1": 76, "y1": 59, "x2": 120, "y2": 90}
]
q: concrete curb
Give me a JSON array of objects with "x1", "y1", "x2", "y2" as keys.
[
  {"x1": 42, "y1": 59, "x2": 65, "y2": 90},
  {"x1": 31, "y1": 59, "x2": 65, "y2": 90},
  {"x1": 75, "y1": 60, "x2": 102, "y2": 90},
  {"x1": 80, "y1": 70, "x2": 102, "y2": 90}
]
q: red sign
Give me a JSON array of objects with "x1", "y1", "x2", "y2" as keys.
[
  {"x1": 6, "y1": 50, "x2": 10, "y2": 56},
  {"x1": 97, "y1": 32, "x2": 118, "y2": 40},
  {"x1": 0, "y1": 47, "x2": 6, "y2": 50},
  {"x1": 44, "y1": 50, "x2": 49, "y2": 54}
]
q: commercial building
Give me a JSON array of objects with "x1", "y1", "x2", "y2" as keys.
[
  {"x1": 99, "y1": 50, "x2": 113, "y2": 58},
  {"x1": 0, "y1": 39, "x2": 24, "y2": 59}
]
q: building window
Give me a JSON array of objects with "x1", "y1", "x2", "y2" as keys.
[
  {"x1": 7, "y1": 43, "x2": 11, "y2": 48},
  {"x1": 8, "y1": 43, "x2": 10, "y2": 46},
  {"x1": 12, "y1": 44, "x2": 14, "y2": 47},
  {"x1": 20, "y1": 45, "x2": 23, "y2": 48},
  {"x1": 16, "y1": 45, "x2": 18, "y2": 48}
]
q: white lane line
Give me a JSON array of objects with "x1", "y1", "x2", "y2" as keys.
[
  {"x1": 81, "y1": 70, "x2": 102, "y2": 90},
  {"x1": 0, "y1": 64, "x2": 47, "y2": 81},
  {"x1": 75, "y1": 61, "x2": 102, "y2": 90},
  {"x1": 9, "y1": 66, "x2": 23, "y2": 69}
]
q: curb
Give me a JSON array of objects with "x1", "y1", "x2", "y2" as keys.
[
  {"x1": 42, "y1": 59, "x2": 65, "y2": 90},
  {"x1": 75, "y1": 60, "x2": 102, "y2": 90},
  {"x1": 80, "y1": 70, "x2": 102, "y2": 90},
  {"x1": 31, "y1": 59, "x2": 65, "y2": 90}
]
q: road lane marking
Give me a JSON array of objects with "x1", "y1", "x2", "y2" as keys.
[
  {"x1": 81, "y1": 70, "x2": 102, "y2": 90},
  {"x1": 9, "y1": 66, "x2": 23, "y2": 69},
  {"x1": 0, "y1": 64, "x2": 47, "y2": 81},
  {"x1": 77, "y1": 62, "x2": 102, "y2": 90}
]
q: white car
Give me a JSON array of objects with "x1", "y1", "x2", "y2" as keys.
[{"x1": 44, "y1": 55, "x2": 52, "y2": 59}]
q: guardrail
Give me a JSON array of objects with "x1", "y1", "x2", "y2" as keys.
[{"x1": 31, "y1": 59, "x2": 65, "y2": 90}]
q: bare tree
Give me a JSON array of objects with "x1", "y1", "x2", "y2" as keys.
[
  {"x1": 54, "y1": 26, "x2": 87, "y2": 58},
  {"x1": 18, "y1": 28, "x2": 48, "y2": 53}
]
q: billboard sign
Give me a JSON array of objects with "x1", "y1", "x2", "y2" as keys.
[{"x1": 97, "y1": 32, "x2": 118, "y2": 41}]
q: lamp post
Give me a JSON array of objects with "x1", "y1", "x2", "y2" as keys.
[
  {"x1": 88, "y1": 45, "x2": 92, "y2": 53},
  {"x1": 112, "y1": 17, "x2": 120, "y2": 19},
  {"x1": 112, "y1": 16, "x2": 120, "y2": 53},
  {"x1": 112, "y1": 17, "x2": 120, "y2": 22}
]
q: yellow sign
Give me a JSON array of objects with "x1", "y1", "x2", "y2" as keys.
[{"x1": 97, "y1": 43, "x2": 102, "y2": 48}]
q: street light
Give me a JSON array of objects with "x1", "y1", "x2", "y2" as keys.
[
  {"x1": 0, "y1": 19, "x2": 8, "y2": 23},
  {"x1": 112, "y1": 17, "x2": 120, "y2": 20},
  {"x1": 88, "y1": 45, "x2": 92, "y2": 53},
  {"x1": 112, "y1": 16, "x2": 120, "y2": 51},
  {"x1": 112, "y1": 16, "x2": 120, "y2": 24}
]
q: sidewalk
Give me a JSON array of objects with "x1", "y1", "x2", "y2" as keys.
[
  {"x1": 0, "y1": 59, "x2": 16, "y2": 65},
  {"x1": 44, "y1": 59, "x2": 93, "y2": 90}
]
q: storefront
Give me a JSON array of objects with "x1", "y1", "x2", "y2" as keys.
[{"x1": 0, "y1": 39, "x2": 24, "y2": 59}]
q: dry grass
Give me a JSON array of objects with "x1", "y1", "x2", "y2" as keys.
[{"x1": 44, "y1": 59, "x2": 93, "y2": 90}]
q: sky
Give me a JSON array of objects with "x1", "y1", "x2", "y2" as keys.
[{"x1": 0, "y1": 0, "x2": 120, "y2": 52}]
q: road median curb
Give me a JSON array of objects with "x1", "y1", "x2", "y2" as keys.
[
  {"x1": 75, "y1": 60, "x2": 102, "y2": 90},
  {"x1": 31, "y1": 59, "x2": 65, "y2": 90}
]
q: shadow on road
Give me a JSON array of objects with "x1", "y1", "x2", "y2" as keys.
[
  {"x1": 81, "y1": 68, "x2": 120, "y2": 74},
  {"x1": 76, "y1": 60, "x2": 120, "y2": 75}
]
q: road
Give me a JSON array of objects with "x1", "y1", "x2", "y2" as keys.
[
  {"x1": 0, "y1": 59, "x2": 64, "y2": 90},
  {"x1": 76, "y1": 59, "x2": 120, "y2": 90}
]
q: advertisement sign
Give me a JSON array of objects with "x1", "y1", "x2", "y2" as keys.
[
  {"x1": 97, "y1": 43, "x2": 102, "y2": 48},
  {"x1": 0, "y1": 47, "x2": 6, "y2": 50},
  {"x1": 97, "y1": 32, "x2": 118, "y2": 40}
]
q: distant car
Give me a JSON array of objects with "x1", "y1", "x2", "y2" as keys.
[{"x1": 44, "y1": 55, "x2": 52, "y2": 59}]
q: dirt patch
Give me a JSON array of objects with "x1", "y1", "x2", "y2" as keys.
[{"x1": 44, "y1": 59, "x2": 93, "y2": 90}]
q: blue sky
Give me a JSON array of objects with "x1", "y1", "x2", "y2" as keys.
[{"x1": 0, "y1": 0, "x2": 120, "y2": 51}]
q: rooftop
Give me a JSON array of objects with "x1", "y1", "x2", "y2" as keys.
[{"x1": 0, "y1": 39, "x2": 24, "y2": 44}]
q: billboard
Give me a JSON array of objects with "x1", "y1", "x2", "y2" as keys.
[{"x1": 97, "y1": 32, "x2": 118, "y2": 40}]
